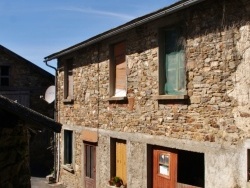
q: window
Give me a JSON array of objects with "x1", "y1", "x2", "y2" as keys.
[
  {"x1": 159, "y1": 27, "x2": 186, "y2": 96},
  {"x1": 64, "y1": 130, "x2": 73, "y2": 165},
  {"x1": 0, "y1": 66, "x2": 10, "y2": 86},
  {"x1": 64, "y1": 59, "x2": 73, "y2": 101},
  {"x1": 110, "y1": 42, "x2": 127, "y2": 97},
  {"x1": 158, "y1": 153, "x2": 170, "y2": 177}
]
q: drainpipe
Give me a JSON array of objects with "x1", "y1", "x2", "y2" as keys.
[{"x1": 44, "y1": 60, "x2": 59, "y2": 182}]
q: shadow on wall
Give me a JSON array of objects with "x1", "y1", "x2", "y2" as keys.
[{"x1": 29, "y1": 129, "x2": 54, "y2": 177}]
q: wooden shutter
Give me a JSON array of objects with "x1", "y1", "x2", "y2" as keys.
[
  {"x1": 114, "y1": 42, "x2": 126, "y2": 97},
  {"x1": 164, "y1": 28, "x2": 185, "y2": 95},
  {"x1": 116, "y1": 142, "x2": 127, "y2": 185},
  {"x1": 64, "y1": 59, "x2": 73, "y2": 99}
]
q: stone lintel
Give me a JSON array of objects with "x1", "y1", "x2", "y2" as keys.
[{"x1": 81, "y1": 130, "x2": 98, "y2": 142}]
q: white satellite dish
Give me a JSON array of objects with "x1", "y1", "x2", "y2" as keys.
[{"x1": 45, "y1": 85, "x2": 55, "y2": 104}]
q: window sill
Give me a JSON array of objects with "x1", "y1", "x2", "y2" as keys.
[
  {"x1": 153, "y1": 95, "x2": 188, "y2": 100},
  {"x1": 63, "y1": 98, "x2": 74, "y2": 104},
  {"x1": 106, "y1": 96, "x2": 128, "y2": 101},
  {"x1": 62, "y1": 164, "x2": 74, "y2": 173},
  {"x1": 106, "y1": 185, "x2": 125, "y2": 188}
]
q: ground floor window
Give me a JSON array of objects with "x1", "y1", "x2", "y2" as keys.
[{"x1": 64, "y1": 130, "x2": 73, "y2": 165}]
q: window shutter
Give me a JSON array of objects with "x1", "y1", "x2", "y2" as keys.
[{"x1": 114, "y1": 42, "x2": 126, "y2": 97}]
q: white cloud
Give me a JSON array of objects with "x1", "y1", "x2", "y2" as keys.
[{"x1": 58, "y1": 7, "x2": 135, "y2": 21}]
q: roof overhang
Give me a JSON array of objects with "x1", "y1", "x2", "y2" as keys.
[{"x1": 0, "y1": 95, "x2": 62, "y2": 133}]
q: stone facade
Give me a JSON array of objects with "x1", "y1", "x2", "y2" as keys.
[{"x1": 50, "y1": 0, "x2": 250, "y2": 187}]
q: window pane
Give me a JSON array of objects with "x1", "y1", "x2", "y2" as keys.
[
  {"x1": 1, "y1": 78, "x2": 9, "y2": 86},
  {"x1": 64, "y1": 130, "x2": 72, "y2": 164},
  {"x1": 165, "y1": 52, "x2": 178, "y2": 94},
  {"x1": 1, "y1": 66, "x2": 9, "y2": 76},
  {"x1": 113, "y1": 42, "x2": 126, "y2": 97},
  {"x1": 159, "y1": 164, "x2": 169, "y2": 176},
  {"x1": 158, "y1": 153, "x2": 170, "y2": 176},
  {"x1": 164, "y1": 28, "x2": 185, "y2": 95},
  {"x1": 159, "y1": 154, "x2": 169, "y2": 165}
]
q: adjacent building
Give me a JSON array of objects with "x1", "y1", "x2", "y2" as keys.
[
  {"x1": 0, "y1": 95, "x2": 61, "y2": 187},
  {"x1": 0, "y1": 45, "x2": 56, "y2": 176},
  {"x1": 45, "y1": 0, "x2": 250, "y2": 187}
]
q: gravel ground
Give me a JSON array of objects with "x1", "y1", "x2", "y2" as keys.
[{"x1": 31, "y1": 177, "x2": 64, "y2": 188}]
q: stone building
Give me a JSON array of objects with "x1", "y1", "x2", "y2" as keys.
[
  {"x1": 0, "y1": 95, "x2": 61, "y2": 187},
  {"x1": 45, "y1": 0, "x2": 250, "y2": 187},
  {"x1": 0, "y1": 45, "x2": 56, "y2": 176}
]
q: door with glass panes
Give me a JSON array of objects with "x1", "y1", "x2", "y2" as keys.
[
  {"x1": 84, "y1": 143, "x2": 96, "y2": 188},
  {"x1": 153, "y1": 150, "x2": 177, "y2": 188}
]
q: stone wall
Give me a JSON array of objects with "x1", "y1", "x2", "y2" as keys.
[
  {"x1": 57, "y1": 0, "x2": 250, "y2": 146},
  {"x1": 55, "y1": 0, "x2": 250, "y2": 187}
]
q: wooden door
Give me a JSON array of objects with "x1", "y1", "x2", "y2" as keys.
[
  {"x1": 116, "y1": 142, "x2": 127, "y2": 186},
  {"x1": 85, "y1": 144, "x2": 96, "y2": 188},
  {"x1": 153, "y1": 149, "x2": 177, "y2": 188}
]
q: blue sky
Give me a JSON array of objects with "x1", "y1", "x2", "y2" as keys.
[{"x1": 1, "y1": 0, "x2": 177, "y2": 74}]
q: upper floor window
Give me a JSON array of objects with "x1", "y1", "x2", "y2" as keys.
[
  {"x1": 110, "y1": 41, "x2": 127, "y2": 97},
  {"x1": 64, "y1": 59, "x2": 73, "y2": 101},
  {"x1": 159, "y1": 27, "x2": 186, "y2": 96},
  {"x1": 0, "y1": 66, "x2": 10, "y2": 86}
]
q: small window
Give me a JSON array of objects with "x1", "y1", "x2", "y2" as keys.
[
  {"x1": 159, "y1": 27, "x2": 186, "y2": 95},
  {"x1": 110, "y1": 42, "x2": 127, "y2": 97},
  {"x1": 158, "y1": 153, "x2": 170, "y2": 177},
  {"x1": 64, "y1": 59, "x2": 73, "y2": 101},
  {"x1": 64, "y1": 130, "x2": 73, "y2": 165},
  {"x1": 0, "y1": 66, "x2": 10, "y2": 86}
]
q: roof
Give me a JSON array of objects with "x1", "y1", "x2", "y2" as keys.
[
  {"x1": 0, "y1": 45, "x2": 54, "y2": 78},
  {"x1": 0, "y1": 95, "x2": 61, "y2": 133},
  {"x1": 44, "y1": 0, "x2": 205, "y2": 61}
]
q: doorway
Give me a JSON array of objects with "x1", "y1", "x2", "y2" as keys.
[
  {"x1": 153, "y1": 149, "x2": 177, "y2": 188},
  {"x1": 84, "y1": 143, "x2": 96, "y2": 188},
  {"x1": 148, "y1": 145, "x2": 204, "y2": 188}
]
